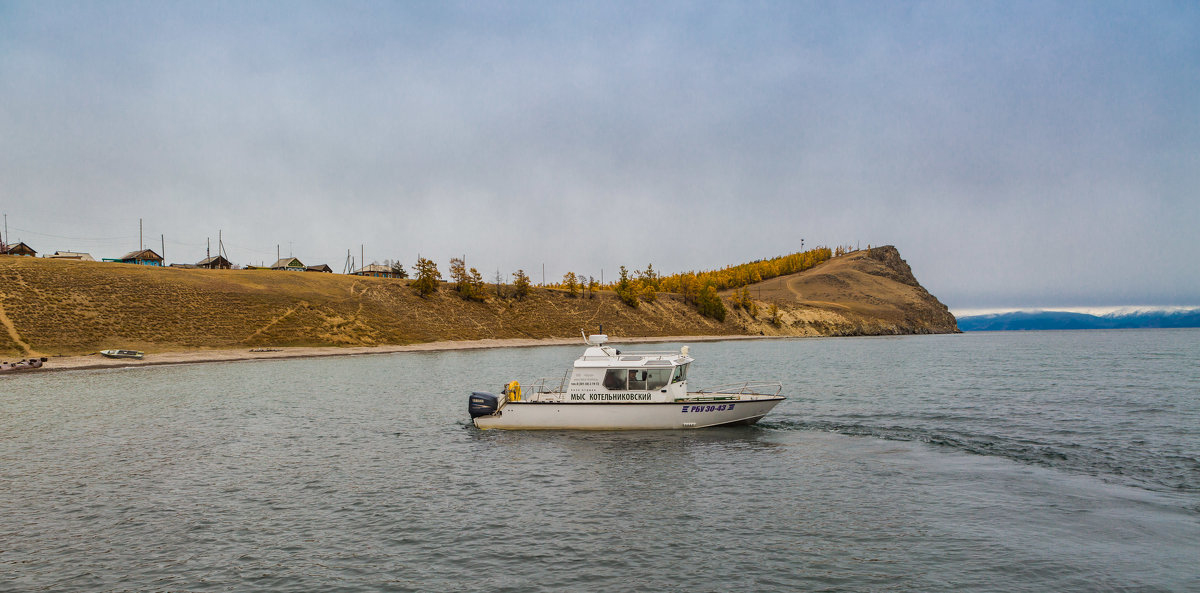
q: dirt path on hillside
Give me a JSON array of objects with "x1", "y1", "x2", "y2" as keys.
[{"x1": 0, "y1": 292, "x2": 39, "y2": 357}]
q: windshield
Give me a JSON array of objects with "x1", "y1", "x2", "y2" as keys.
[
  {"x1": 670, "y1": 363, "x2": 689, "y2": 384},
  {"x1": 603, "y1": 368, "x2": 673, "y2": 391}
]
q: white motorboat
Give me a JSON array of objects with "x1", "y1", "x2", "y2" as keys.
[
  {"x1": 469, "y1": 334, "x2": 786, "y2": 430},
  {"x1": 99, "y1": 349, "x2": 144, "y2": 359}
]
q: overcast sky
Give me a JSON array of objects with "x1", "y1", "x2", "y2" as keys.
[{"x1": 2, "y1": 1, "x2": 1197, "y2": 313}]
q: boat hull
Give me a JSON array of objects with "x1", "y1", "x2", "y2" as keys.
[
  {"x1": 100, "y1": 350, "x2": 143, "y2": 359},
  {"x1": 472, "y1": 396, "x2": 784, "y2": 430}
]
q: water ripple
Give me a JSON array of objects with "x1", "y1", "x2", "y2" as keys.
[{"x1": 2, "y1": 331, "x2": 1198, "y2": 592}]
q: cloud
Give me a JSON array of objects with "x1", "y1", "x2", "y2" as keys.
[{"x1": 1, "y1": 1, "x2": 1197, "y2": 308}]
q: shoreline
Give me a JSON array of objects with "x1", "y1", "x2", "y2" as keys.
[{"x1": 18, "y1": 335, "x2": 781, "y2": 374}]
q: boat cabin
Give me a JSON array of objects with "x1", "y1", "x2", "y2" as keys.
[{"x1": 557, "y1": 335, "x2": 692, "y2": 403}]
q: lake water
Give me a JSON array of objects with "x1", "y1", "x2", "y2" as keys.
[{"x1": 2, "y1": 330, "x2": 1198, "y2": 592}]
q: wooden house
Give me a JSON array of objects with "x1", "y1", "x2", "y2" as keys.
[
  {"x1": 110, "y1": 249, "x2": 164, "y2": 266},
  {"x1": 270, "y1": 257, "x2": 306, "y2": 271},
  {"x1": 1, "y1": 242, "x2": 37, "y2": 257},
  {"x1": 305, "y1": 264, "x2": 333, "y2": 273},
  {"x1": 47, "y1": 251, "x2": 95, "y2": 261},
  {"x1": 197, "y1": 255, "x2": 233, "y2": 269},
  {"x1": 352, "y1": 264, "x2": 402, "y2": 278}
]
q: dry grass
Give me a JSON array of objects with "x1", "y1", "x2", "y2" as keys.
[
  {"x1": 730, "y1": 246, "x2": 958, "y2": 336},
  {"x1": 0, "y1": 246, "x2": 957, "y2": 357}
]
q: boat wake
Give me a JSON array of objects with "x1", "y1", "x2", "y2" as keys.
[{"x1": 758, "y1": 418, "x2": 1200, "y2": 495}]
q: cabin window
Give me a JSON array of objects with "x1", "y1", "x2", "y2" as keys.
[
  {"x1": 671, "y1": 363, "x2": 689, "y2": 384},
  {"x1": 604, "y1": 368, "x2": 672, "y2": 391},
  {"x1": 627, "y1": 369, "x2": 645, "y2": 390},
  {"x1": 603, "y1": 369, "x2": 627, "y2": 390},
  {"x1": 645, "y1": 369, "x2": 670, "y2": 390}
]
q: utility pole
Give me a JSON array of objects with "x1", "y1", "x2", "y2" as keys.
[
  {"x1": 139, "y1": 218, "x2": 143, "y2": 251},
  {"x1": 160, "y1": 234, "x2": 165, "y2": 262},
  {"x1": 207, "y1": 237, "x2": 211, "y2": 259}
]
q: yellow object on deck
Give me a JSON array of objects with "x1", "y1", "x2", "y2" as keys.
[{"x1": 505, "y1": 380, "x2": 522, "y2": 402}]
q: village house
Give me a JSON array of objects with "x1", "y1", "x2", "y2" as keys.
[
  {"x1": 1, "y1": 242, "x2": 37, "y2": 257},
  {"x1": 305, "y1": 264, "x2": 333, "y2": 273},
  {"x1": 47, "y1": 250, "x2": 95, "y2": 261},
  {"x1": 46, "y1": 248, "x2": 96, "y2": 260},
  {"x1": 270, "y1": 257, "x2": 306, "y2": 271},
  {"x1": 197, "y1": 255, "x2": 233, "y2": 269},
  {"x1": 107, "y1": 249, "x2": 164, "y2": 266},
  {"x1": 351, "y1": 264, "x2": 402, "y2": 278}
]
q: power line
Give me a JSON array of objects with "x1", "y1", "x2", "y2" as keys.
[{"x1": 8, "y1": 227, "x2": 135, "y2": 242}]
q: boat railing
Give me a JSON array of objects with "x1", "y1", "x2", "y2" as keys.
[
  {"x1": 521, "y1": 374, "x2": 568, "y2": 401},
  {"x1": 577, "y1": 350, "x2": 683, "y2": 361},
  {"x1": 695, "y1": 381, "x2": 783, "y2": 397}
]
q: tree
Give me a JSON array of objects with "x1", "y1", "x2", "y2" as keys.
[
  {"x1": 412, "y1": 257, "x2": 441, "y2": 297},
  {"x1": 641, "y1": 282, "x2": 657, "y2": 303},
  {"x1": 696, "y1": 284, "x2": 726, "y2": 321},
  {"x1": 638, "y1": 263, "x2": 659, "y2": 291},
  {"x1": 513, "y1": 269, "x2": 532, "y2": 299},
  {"x1": 642, "y1": 246, "x2": 832, "y2": 296},
  {"x1": 615, "y1": 266, "x2": 638, "y2": 307},
  {"x1": 563, "y1": 272, "x2": 579, "y2": 298},
  {"x1": 677, "y1": 274, "x2": 699, "y2": 304},
  {"x1": 449, "y1": 257, "x2": 471, "y2": 298},
  {"x1": 469, "y1": 268, "x2": 485, "y2": 301},
  {"x1": 587, "y1": 276, "x2": 599, "y2": 299},
  {"x1": 494, "y1": 269, "x2": 505, "y2": 299},
  {"x1": 390, "y1": 261, "x2": 409, "y2": 279},
  {"x1": 769, "y1": 303, "x2": 781, "y2": 326}
]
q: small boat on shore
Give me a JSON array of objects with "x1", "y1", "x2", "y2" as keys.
[
  {"x1": 0, "y1": 357, "x2": 48, "y2": 373},
  {"x1": 100, "y1": 349, "x2": 144, "y2": 359},
  {"x1": 468, "y1": 334, "x2": 787, "y2": 430}
]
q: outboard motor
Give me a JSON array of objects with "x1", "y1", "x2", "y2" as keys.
[{"x1": 468, "y1": 391, "x2": 502, "y2": 418}]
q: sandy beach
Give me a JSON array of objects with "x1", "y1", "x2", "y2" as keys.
[{"x1": 28, "y1": 335, "x2": 776, "y2": 373}]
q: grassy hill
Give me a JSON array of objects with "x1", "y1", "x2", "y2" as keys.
[{"x1": 0, "y1": 246, "x2": 957, "y2": 357}]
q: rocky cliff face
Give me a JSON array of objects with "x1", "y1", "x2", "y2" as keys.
[{"x1": 0, "y1": 246, "x2": 957, "y2": 356}]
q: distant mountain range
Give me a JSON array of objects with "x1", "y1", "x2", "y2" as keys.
[{"x1": 957, "y1": 309, "x2": 1200, "y2": 331}]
